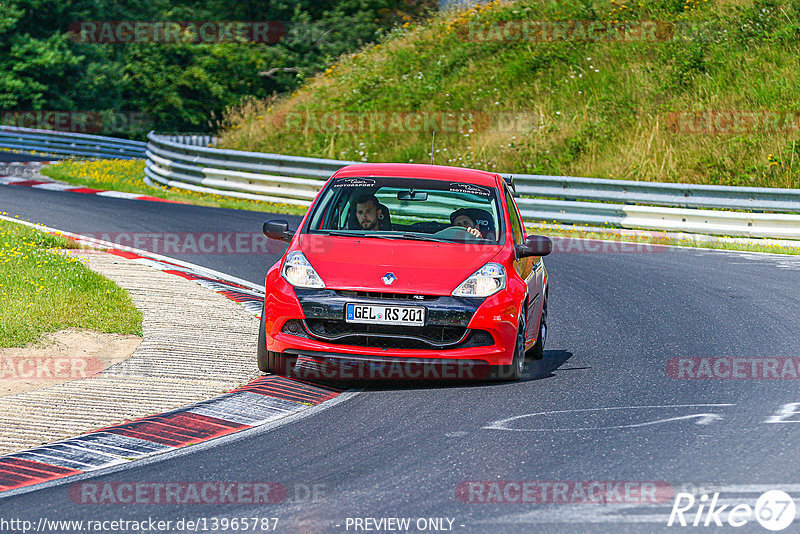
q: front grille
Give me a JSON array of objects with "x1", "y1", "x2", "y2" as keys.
[
  {"x1": 307, "y1": 319, "x2": 465, "y2": 343},
  {"x1": 334, "y1": 290, "x2": 439, "y2": 301},
  {"x1": 301, "y1": 319, "x2": 492, "y2": 350}
]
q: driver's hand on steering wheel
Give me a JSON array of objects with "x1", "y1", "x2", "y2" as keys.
[{"x1": 465, "y1": 227, "x2": 482, "y2": 238}]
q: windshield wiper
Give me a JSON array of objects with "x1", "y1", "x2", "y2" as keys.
[
  {"x1": 313, "y1": 230, "x2": 364, "y2": 237},
  {"x1": 313, "y1": 230, "x2": 401, "y2": 240},
  {"x1": 398, "y1": 233, "x2": 451, "y2": 243},
  {"x1": 348, "y1": 232, "x2": 409, "y2": 240},
  {"x1": 313, "y1": 230, "x2": 450, "y2": 242},
  {"x1": 370, "y1": 232, "x2": 453, "y2": 243}
]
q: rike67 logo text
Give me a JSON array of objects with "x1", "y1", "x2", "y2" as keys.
[{"x1": 668, "y1": 490, "x2": 796, "y2": 531}]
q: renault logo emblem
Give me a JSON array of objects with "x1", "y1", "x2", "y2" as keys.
[{"x1": 381, "y1": 272, "x2": 396, "y2": 285}]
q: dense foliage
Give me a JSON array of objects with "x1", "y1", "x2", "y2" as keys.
[{"x1": 0, "y1": 0, "x2": 434, "y2": 136}]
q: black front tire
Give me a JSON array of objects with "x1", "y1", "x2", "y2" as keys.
[
  {"x1": 529, "y1": 300, "x2": 547, "y2": 361},
  {"x1": 493, "y1": 315, "x2": 526, "y2": 381},
  {"x1": 266, "y1": 351, "x2": 296, "y2": 377},
  {"x1": 256, "y1": 301, "x2": 296, "y2": 376},
  {"x1": 257, "y1": 303, "x2": 269, "y2": 372}
]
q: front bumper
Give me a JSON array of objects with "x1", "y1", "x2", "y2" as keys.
[{"x1": 263, "y1": 271, "x2": 520, "y2": 367}]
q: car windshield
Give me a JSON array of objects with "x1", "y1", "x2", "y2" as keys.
[{"x1": 306, "y1": 176, "x2": 504, "y2": 244}]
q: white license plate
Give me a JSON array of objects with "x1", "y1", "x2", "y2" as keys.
[{"x1": 345, "y1": 303, "x2": 425, "y2": 326}]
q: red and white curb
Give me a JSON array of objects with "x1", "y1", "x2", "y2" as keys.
[
  {"x1": 0, "y1": 160, "x2": 61, "y2": 165},
  {"x1": 0, "y1": 174, "x2": 181, "y2": 204},
  {"x1": 0, "y1": 375, "x2": 342, "y2": 492},
  {"x1": 99, "y1": 248, "x2": 266, "y2": 317},
  {"x1": 0, "y1": 216, "x2": 346, "y2": 494},
  {"x1": 0, "y1": 377, "x2": 343, "y2": 493}
]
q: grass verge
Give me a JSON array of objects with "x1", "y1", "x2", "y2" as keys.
[
  {"x1": 39, "y1": 159, "x2": 307, "y2": 216},
  {"x1": 0, "y1": 218, "x2": 143, "y2": 347}
]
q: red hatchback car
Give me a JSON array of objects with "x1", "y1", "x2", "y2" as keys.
[{"x1": 258, "y1": 163, "x2": 552, "y2": 380}]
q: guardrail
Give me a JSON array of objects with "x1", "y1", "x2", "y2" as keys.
[
  {"x1": 0, "y1": 125, "x2": 146, "y2": 160},
  {"x1": 3, "y1": 127, "x2": 799, "y2": 238},
  {"x1": 507, "y1": 174, "x2": 800, "y2": 213},
  {"x1": 145, "y1": 132, "x2": 800, "y2": 239},
  {"x1": 145, "y1": 132, "x2": 354, "y2": 206}
]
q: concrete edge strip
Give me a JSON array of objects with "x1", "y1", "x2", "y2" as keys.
[
  {"x1": 0, "y1": 171, "x2": 183, "y2": 204},
  {"x1": 0, "y1": 217, "x2": 346, "y2": 494}
]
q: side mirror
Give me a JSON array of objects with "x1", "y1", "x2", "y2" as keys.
[
  {"x1": 263, "y1": 219, "x2": 293, "y2": 242},
  {"x1": 516, "y1": 235, "x2": 552, "y2": 258}
]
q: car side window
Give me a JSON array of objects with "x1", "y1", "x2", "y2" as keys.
[
  {"x1": 505, "y1": 188, "x2": 524, "y2": 246},
  {"x1": 314, "y1": 189, "x2": 347, "y2": 230}
]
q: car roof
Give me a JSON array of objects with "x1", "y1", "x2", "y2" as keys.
[{"x1": 332, "y1": 163, "x2": 501, "y2": 187}]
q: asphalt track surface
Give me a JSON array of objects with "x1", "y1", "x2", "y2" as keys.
[{"x1": 2, "y1": 185, "x2": 800, "y2": 533}]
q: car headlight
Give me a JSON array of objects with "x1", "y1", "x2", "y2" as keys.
[
  {"x1": 281, "y1": 251, "x2": 325, "y2": 288},
  {"x1": 452, "y1": 262, "x2": 505, "y2": 297}
]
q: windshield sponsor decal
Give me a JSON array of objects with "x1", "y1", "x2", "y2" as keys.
[
  {"x1": 449, "y1": 183, "x2": 491, "y2": 197},
  {"x1": 332, "y1": 178, "x2": 376, "y2": 188}
]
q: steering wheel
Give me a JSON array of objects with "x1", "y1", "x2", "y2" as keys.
[{"x1": 433, "y1": 226, "x2": 483, "y2": 240}]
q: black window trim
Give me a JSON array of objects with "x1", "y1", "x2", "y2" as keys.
[{"x1": 302, "y1": 175, "x2": 506, "y2": 241}]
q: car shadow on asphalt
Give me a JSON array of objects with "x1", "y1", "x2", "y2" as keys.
[
  {"x1": 299, "y1": 350, "x2": 575, "y2": 392},
  {"x1": 521, "y1": 349, "x2": 575, "y2": 382}
]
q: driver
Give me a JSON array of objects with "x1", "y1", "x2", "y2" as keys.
[
  {"x1": 450, "y1": 208, "x2": 483, "y2": 238},
  {"x1": 355, "y1": 194, "x2": 384, "y2": 231}
]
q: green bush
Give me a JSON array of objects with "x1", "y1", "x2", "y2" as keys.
[{"x1": 0, "y1": 0, "x2": 436, "y2": 135}]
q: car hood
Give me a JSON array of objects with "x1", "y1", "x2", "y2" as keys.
[{"x1": 295, "y1": 235, "x2": 504, "y2": 294}]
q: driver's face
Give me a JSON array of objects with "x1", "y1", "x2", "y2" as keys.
[
  {"x1": 356, "y1": 201, "x2": 380, "y2": 230},
  {"x1": 453, "y1": 214, "x2": 476, "y2": 229}
]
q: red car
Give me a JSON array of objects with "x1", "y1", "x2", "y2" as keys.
[{"x1": 258, "y1": 163, "x2": 552, "y2": 380}]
